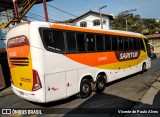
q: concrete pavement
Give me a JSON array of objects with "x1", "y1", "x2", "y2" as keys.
[
  {"x1": 125, "y1": 77, "x2": 160, "y2": 117},
  {"x1": 1, "y1": 73, "x2": 160, "y2": 104},
  {"x1": 0, "y1": 77, "x2": 160, "y2": 108},
  {"x1": 0, "y1": 86, "x2": 13, "y2": 97}
]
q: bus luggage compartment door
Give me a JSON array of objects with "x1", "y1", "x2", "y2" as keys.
[{"x1": 45, "y1": 72, "x2": 66, "y2": 102}]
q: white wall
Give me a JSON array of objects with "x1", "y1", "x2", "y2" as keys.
[{"x1": 72, "y1": 13, "x2": 112, "y2": 30}]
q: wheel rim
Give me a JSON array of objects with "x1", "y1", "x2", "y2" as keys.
[
  {"x1": 98, "y1": 80, "x2": 105, "y2": 89},
  {"x1": 82, "y1": 84, "x2": 90, "y2": 93}
]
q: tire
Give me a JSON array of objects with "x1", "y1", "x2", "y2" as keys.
[
  {"x1": 94, "y1": 75, "x2": 106, "y2": 93},
  {"x1": 141, "y1": 63, "x2": 146, "y2": 73},
  {"x1": 79, "y1": 79, "x2": 92, "y2": 98}
]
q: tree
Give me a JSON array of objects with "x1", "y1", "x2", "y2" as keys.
[{"x1": 112, "y1": 13, "x2": 159, "y2": 34}]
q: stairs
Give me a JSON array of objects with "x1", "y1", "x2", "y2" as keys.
[{"x1": 0, "y1": 0, "x2": 38, "y2": 28}]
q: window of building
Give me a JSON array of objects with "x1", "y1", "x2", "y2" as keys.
[
  {"x1": 76, "y1": 33, "x2": 86, "y2": 53},
  {"x1": 103, "y1": 19, "x2": 106, "y2": 24},
  {"x1": 93, "y1": 19, "x2": 100, "y2": 26},
  {"x1": 86, "y1": 34, "x2": 95, "y2": 52},
  {"x1": 96, "y1": 35, "x2": 104, "y2": 51},
  {"x1": 66, "y1": 31, "x2": 77, "y2": 53},
  {"x1": 80, "y1": 21, "x2": 87, "y2": 27}
]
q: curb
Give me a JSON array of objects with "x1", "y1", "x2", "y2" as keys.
[{"x1": 140, "y1": 77, "x2": 160, "y2": 105}]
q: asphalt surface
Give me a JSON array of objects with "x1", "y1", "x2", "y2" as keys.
[{"x1": 0, "y1": 59, "x2": 160, "y2": 117}]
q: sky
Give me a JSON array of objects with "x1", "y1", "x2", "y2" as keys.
[{"x1": 28, "y1": 0, "x2": 160, "y2": 22}]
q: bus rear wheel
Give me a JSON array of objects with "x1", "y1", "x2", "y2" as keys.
[
  {"x1": 79, "y1": 79, "x2": 92, "y2": 98},
  {"x1": 94, "y1": 75, "x2": 106, "y2": 93}
]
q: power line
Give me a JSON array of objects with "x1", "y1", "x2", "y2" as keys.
[
  {"x1": 27, "y1": 12, "x2": 58, "y2": 22},
  {"x1": 30, "y1": 9, "x2": 63, "y2": 21},
  {"x1": 46, "y1": 4, "x2": 77, "y2": 18},
  {"x1": 46, "y1": 4, "x2": 94, "y2": 23},
  {"x1": 25, "y1": 15, "x2": 45, "y2": 21}
]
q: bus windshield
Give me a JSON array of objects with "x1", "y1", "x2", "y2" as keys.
[{"x1": 144, "y1": 38, "x2": 151, "y2": 56}]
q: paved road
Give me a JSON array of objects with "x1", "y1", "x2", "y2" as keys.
[{"x1": 0, "y1": 59, "x2": 160, "y2": 117}]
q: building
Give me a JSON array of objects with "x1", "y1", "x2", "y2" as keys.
[
  {"x1": 70, "y1": 10, "x2": 114, "y2": 30},
  {"x1": 0, "y1": 28, "x2": 10, "y2": 89},
  {"x1": 146, "y1": 34, "x2": 160, "y2": 54}
]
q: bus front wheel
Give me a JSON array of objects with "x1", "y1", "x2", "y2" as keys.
[
  {"x1": 141, "y1": 63, "x2": 146, "y2": 73},
  {"x1": 79, "y1": 79, "x2": 92, "y2": 98}
]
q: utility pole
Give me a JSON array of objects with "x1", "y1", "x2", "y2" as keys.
[
  {"x1": 43, "y1": 0, "x2": 49, "y2": 22},
  {"x1": 99, "y1": 5, "x2": 106, "y2": 29},
  {"x1": 121, "y1": 9, "x2": 136, "y2": 31},
  {"x1": 12, "y1": 0, "x2": 20, "y2": 22}
]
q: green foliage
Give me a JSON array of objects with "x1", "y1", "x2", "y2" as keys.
[{"x1": 112, "y1": 13, "x2": 160, "y2": 34}]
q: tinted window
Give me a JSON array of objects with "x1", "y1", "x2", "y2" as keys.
[
  {"x1": 128, "y1": 38, "x2": 133, "y2": 50},
  {"x1": 137, "y1": 38, "x2": 141, "y2": 50},
  {"x1": 118, "y1": 36, "x2": 124, "y2": 50},
  {"x1": 86, "y1": 34, "x2": 95, "y2": 52},
  {"x1": 41, "y1": 29, "x2": 65, "y2": 53},
  {"x1": 140, "y1": 39, "x2": 145, "y2": 51},
  {"x1": 105, "y1": 35, "x2": 112, "y2": 51},
  {"x1": 124, "y1": 37, "x2": 129, "y2": 50},
  {"x1": 133, "y1": 38, "x2": 138, "y2": 50},
  {"x1": 66, "y1": 32, "x2": 77, "y2": 53},
  {"x1": 96, "y1": 35, "x2": 104, "y2": 51},
  {"x1": 76, "y1": 33, "x2": 86, "y2": 53},
  {"x1": 112, "y1": 36, "x2": 118, "y2": 50}
]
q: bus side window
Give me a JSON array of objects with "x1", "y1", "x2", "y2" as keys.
[
  {"x1": 42, "y1": 29, "x2": 65, "y2": 53},
  {"x1": 128, "y1": 37, "x2": 133, "y2": 50},
  {"x1": 86, "y1": 34, "x2": 96, "y2": 52},
  {"x1": 137, "y1": 38, "x2": 141, "y2": 50},
  {"x1": 42, "y1": 29, "x2": 53, "y2": 47},
  {"x1": 124, "y1": 37, "x2": 129, "y2": 50},
  {"x1": 118, "y1": 36, "x2": 124, "y2": 50},
  {"x1": 105, "y1": 35, "x2": 111, "y2": 51},
  {"x1": 96, "y1": 35, "x2": 104, "y2": 51},
  {"x1": 111, "y1": 35, "x2": 118, "y2": 51},
  {"x1": 133, "y1": 38, "x2": 138, "y2": 50},
  {"x1": 140, "y1": 39, "x2": 145, "y2": 51},
  {"x1": 76, "y1": 33, "x2": 86, "y2": 53},
  {"x1": 66, "y1": 31, "x2": 77, "y2": 53}
]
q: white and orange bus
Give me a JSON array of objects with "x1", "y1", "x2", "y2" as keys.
[{"x1": 6, "y1": 21, "x2": 151, "y2": 103}]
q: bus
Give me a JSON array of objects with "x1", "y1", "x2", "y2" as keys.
[{"x1": 6, "y1": 21, "x2": 151, "y2": 103}]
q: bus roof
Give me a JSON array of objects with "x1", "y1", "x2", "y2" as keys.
[{"x1": 9, "y1": 21, "x2": 146, "y2": 39}]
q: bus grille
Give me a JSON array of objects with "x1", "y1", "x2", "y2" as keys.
[{"x1": 10, "y1": 57, "x2": 29, "y2": 66}]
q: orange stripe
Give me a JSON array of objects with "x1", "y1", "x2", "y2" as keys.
[
  {"x1": 65, "y1": 52, "x2": 118, "y2": 67},
  {"x1": 52, "y1": 24, "x2": 143, "y2": 38}
]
